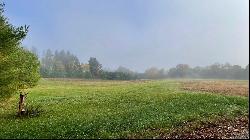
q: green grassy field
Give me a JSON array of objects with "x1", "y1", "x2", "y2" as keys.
[{"x1": 0, "y1": 79, "x2": 248, "y2": 139}]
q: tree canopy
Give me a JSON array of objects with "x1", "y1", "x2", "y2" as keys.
[
  {"x1": 0, "y1": 3, "x2": 40, "y2": 98},
  {"x1": 39, "y1": 48, "x2": 249, "y2": 81},
  {"x1": 88, "y1": 57, "x2": 102, "y2": 79}
]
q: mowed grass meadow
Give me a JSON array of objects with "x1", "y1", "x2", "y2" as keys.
[{"x1": 0, "y1": 79, "x2": 248, "y2": 139}]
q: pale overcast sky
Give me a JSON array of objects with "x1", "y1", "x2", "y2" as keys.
[{"x1": 3, "y1": 0, "x2": 249, "y2": 72}]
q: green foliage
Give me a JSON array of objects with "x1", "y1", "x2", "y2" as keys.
[
  {"x1": 39, "y1": 48, "x2": 248, "y2": 80},
  {"x1": 0, "y1": 3, "x2": 40, "y2": 97},
  {"x1": 167, "y1": 63, "x2": 249, "y2": 80},
  {"x1": 100, "y1": 66, "x2": 138, "y2": 80},
  {"x1": 144, "y1": 67, "x2": 165, "y2": 79},
  {"x1": 39, "y1": 51, "x2": 138, "y2": 80},
  {"x1": 40, "y1": 49, "x2": 82, "y2": 78},
  {"x1": 245, "y1": 64, "x2": 249, "y2": 79},
  {"x1": 0, "y1": 79, "x2": 248, "y2": 138},
  {"x1": 88, "y1": 57, "x2": 102, "y2": 79},
  {"x1": 100, "y1": 71, "x2": 137, "y2": 80}
]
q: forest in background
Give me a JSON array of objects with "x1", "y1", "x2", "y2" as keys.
[{"x1": 34, "y1": 48, "x2": 249, "y2": 80}]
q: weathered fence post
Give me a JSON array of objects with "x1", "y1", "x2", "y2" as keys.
[{"x1": 18, "y1": 93, "x2": 27, "y2": 116}]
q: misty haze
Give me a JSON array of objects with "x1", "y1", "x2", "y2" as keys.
[{"x1": 0, "y1": 0, "x2": 249, "y2": 139}]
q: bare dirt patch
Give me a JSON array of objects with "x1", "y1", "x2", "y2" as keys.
[
  {"x1": 164, "y1": 116, "x2": 249, "y2": 139},
  {"x1": 127, "y1": 116, "x2": 249, "y2": 139},
  {"x1": 181, "y1": 80, "x2": 249, "y2": 97}
]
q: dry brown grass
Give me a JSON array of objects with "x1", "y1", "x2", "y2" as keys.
[
  {"x1": 164, "y1": 116, "x2": 249, "y2": 139},
  {"x1": 181, "y1": 80, "x2": 249, "y2": 97}
]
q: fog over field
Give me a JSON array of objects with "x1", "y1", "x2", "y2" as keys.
[
  {"x1": 0, "y1": 1, "x2": 249, "y2": 139},
  {"x1": 4, "y1": 0, "x2": 249, "y2": 72}
]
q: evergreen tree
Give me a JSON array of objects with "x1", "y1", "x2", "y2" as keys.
[
  {"x1": 88, "y1": 57, "x2": 102, "y2": 79},
  {"x1": 0, "y1": 3, "x2": 40, "y2": 98}
]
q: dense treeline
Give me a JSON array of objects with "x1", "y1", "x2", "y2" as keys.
[
  {"x1": 40, "y1": 49, "x2": 83, "y2": 78},
  {"x1": 39, "y1": 49, "x2": 249, "y2": 80},
  {"x1": 101, "y1": 66, "x2": 138, "y2": 80},
  {"x1": 144, "y1": 64, "x2": 249, "y2": 80},
  {"x1": 39, "y1": 49, "x2": 138, "y2": 80}
]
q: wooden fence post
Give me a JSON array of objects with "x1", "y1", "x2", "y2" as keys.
[{"x1": 18, "y1": 93, "x2": 27, "y2": 116}]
